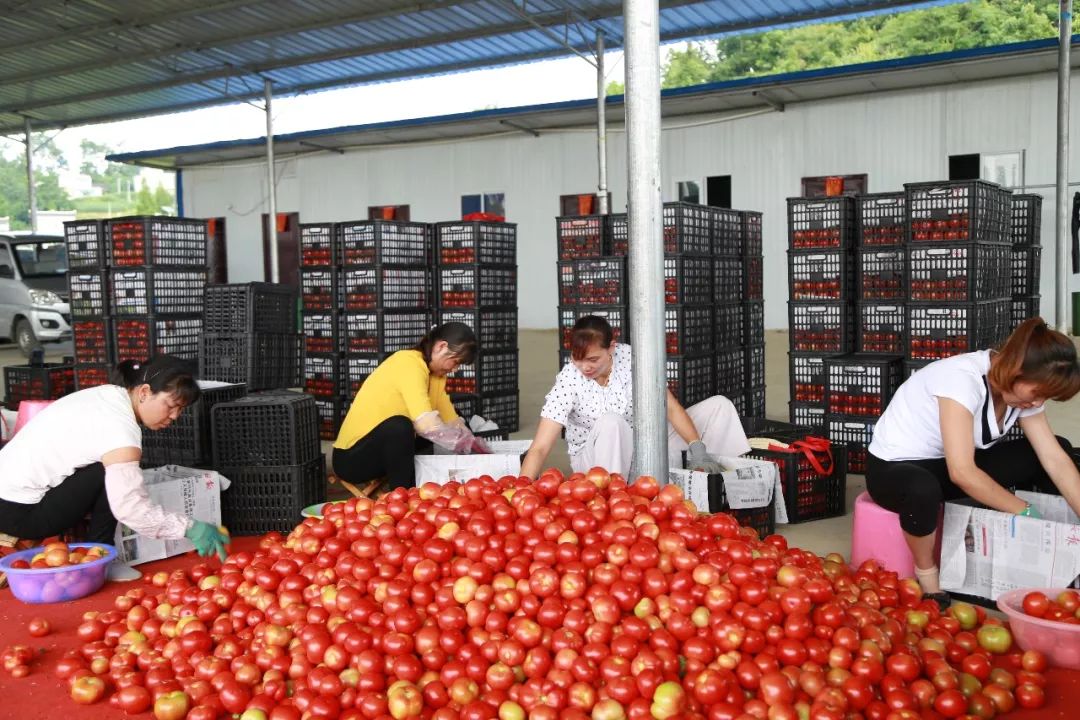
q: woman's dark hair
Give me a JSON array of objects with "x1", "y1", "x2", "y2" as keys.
[
  {"x1": 414, "y1": 322, "x2": 477, "y2": 365},
  {"x1": 109, "y1": 355, "x2": 201, "y2": 407},
  {"x1": 989, "y1": 317, "x2": 1080, "y2": 401},
  {"x1": 570, "y1": 315, "x2": 615, "y2": 360}
]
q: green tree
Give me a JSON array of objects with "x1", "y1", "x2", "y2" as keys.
[
  {"x1": 80, "y1": 138, "x2": 139, "y2": 194},
  {"x1": 153, "y1": 183, "x2": 174, "y2": 214},
  {"x1": 134, "y1": 179, "x2": 158, "y2": 215},
  {"x1": 0, "y1": 144, "x2": 71, "y2": 229},
  {"x1": 606, "y1": 80, "x2": 624, "y2": 96},
  {"x1": 661, "y1": 43, "x2": 715, "y2": 88}
]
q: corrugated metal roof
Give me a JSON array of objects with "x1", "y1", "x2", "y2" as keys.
[
  {"x1": 0, "y1": 0, "x2": 954, "y2": 134},
  {"x1": 109, "y1": 36, "x2": 1078, "y2": 170}
]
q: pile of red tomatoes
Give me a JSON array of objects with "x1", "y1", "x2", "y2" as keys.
[{"x1": 50, "y1": 468, "x2": 1051, "y2": 720}]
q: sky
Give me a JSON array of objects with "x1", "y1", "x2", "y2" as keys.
[{"x1": 0, "y1": 49, "x2": 630, "y2": 194}]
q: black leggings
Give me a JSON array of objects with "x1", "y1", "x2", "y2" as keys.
[
  {"x1": 866, "y1": 437, "x2": 1070, "y2": 537},
  {"x1": 0, "y1": 463, "x2": 117, "y2": 544},
  {"x1": 333, "y1": 416, "x2": 421, "y2": 490}
]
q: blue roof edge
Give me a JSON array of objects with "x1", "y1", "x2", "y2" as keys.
[{"x1": 108, "y1": 35, "x2": 1078, "y2": 165}]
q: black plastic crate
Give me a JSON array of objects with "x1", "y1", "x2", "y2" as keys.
[
  {"x1": 302, "y1": 313, "x2": 342, "y2": 355},
  {"x1": 663, "y1": 255, "x2": 712, "y2": 305},
  {"x1": 824, "y1": 353, "x2": 902, "y2": 418},
  {"x1": 434, "y1": 222, "x2": 516, "y2": 265},
  {"x1": 741, "y1": 385, "x2": 767, "y2": 419},
  {"x1": 714, "y1": 302, "x2": 742, "y2": 348},
  {"x1": 906, "y1": 180, "x2": 1011, "y2": 244},
  {"x1": 447, "y1": 351, "x2": 518, "y2": 394},
  {"x1": 64, "y1": 220, "x2": 108, "y2": 269},
  {"x1": 342, "y1": 310, "x2": 431, "y2": 354},
  {"x1": 906, "y1": 300, "x2": 1010, "y2": 361},
  {"x1": 857, "y1": 248, "x2": 906, "y2": 301},
  {"x1": 1011, "y1": 295, "x2": 1041, "y2": 329},
  {"x1": 108, "y1": 216, "x2": 208, "y2": 267},
  {"x1": 68, "y1": 270, "x2": 110, "y2": 319},
  {"x1": 302, "y1": 354, "x2": 343, "y2": 398},
  {"x1": 857, "y1": 192, "x2": 906, "y2": 247},
  {"x1": 790, "y1": 353, "x2": 827, "y2": 404},
  {"x1": 908, "y1": 243, "x2": 1011, "y2": 301},
  {"x1": 743, "y1": 255, "x2": 764, "y2": 301},
  {"x1": 4, "y1": 363, "x2": 75, "y2": 409},
  {"x1": 113, "y1": 315, "x2": 202, "y2": 362},
  {"x1": 557, "y1": 306, "x2": 627, "y2": 351},
  {"x1": 666, "y1": 354, "x2": 714, "y2": 407},
  {"x1": 715, "y1": 347, "x2": 747, "y2": 395},
  {"x1": 789, "y1": 302, "x2": 856, "y2": 354},
  {"x1": 711, "y1": 208, "x2": 743, "y2": 256},
  {"x1": 713, "y1": 256, "x2": 744, "y2": 302},
  {"x1": 212, "y1": 391, "x2": 321, "y2": 466},
  {"x1": 741, "y1": 417, "x2": 812, "y2": 443},
  {"x1": 558, "y1": 258, "x2": 625, "y2": 306},
  {"x1": 607, "y1": 213, "x2": 628, "y2": 255},
  {"x1": 790, "y1": 401, "x2": 826, "y2": 432},
  {"x1": 857, "y1": 303, "x2": 906, "y2": 354},
  {"x1": 439, "y1": 264, "x2": 516, "y2": 307},
  {"x1": 479, "y1": 391, "x2": 519, "y2": 433},
  {"x1": 340, "y1": 220, "x2": 431, "y2": 266},
  {"x1": 204, "y1": 283, "x2": 297, "y2": 334},
  {"x1": 220, "y1": 456, "x2": 326, "y2": 535},
  {"x1": 741, "y1": 211, "x2": 763, "y2": 257},
  {"x1": 344, "y1": 354, "x2": 385, "y2": 396},
  {"x1": 74, "y1": 363, "x2": 110, "y2": 390},
  {"x1": 299, "y1": 223, "x2": 336, "y2": 268},
  {"x1": 826, "y1": 414, "x2": 875, "y2": 473},
  {"x1": 664, "y1": 305, "x2": 713, "y2": 355},
  {"x1": 787, "y1": 196, "x2": 856, "y2": 250},
  {"x1": 789, "y1": 250, "x2": 855, "y2": 301},
  {"x1": 440, "y1": 308, "x2": 518, "y2": 351},
  {"x1": 451, "y1": 393, "x2": 479, "y2": 421},
  {"x1": 300, "y1": 269, "x2": 340, "y2": 312},
  {"x1": 903, "y1": 358, "x2": 933, "y2": 380},
  {"x1": 1011, "y1": 194, "x2": 1042, "y2": 246},
  {"x1": 111, "y1": 268, "x2": 206, "y2": 316},
  {"x1": 746, "y1": 442, "x2": 847, "y2": 524},
  {"x1": 342, "y1": 265, "x2": 431, "y2": 310},
  {"x1": 682, "y1": 468, "x2": 775, "y2": 537},
  {"x1": 662, "y1": 202, "x2": 712, "y2": 255},
  {"x1": 314, "y1": 396, "x2": 348, "y2": 441},
  {"x1": 745, "y1": 344, "x2": 765, "y2": 387},
  {"x1": 200, "y1": 332, "x2": 301, "y2": 391},
  {"x1": 556, "y1": 216, "x2": 606, "y2": 261},
  {"x1": 141, "y1": 381, "x2": 247, "y2": 467},
  {"x1": 743, "y1": 300, "x2": 765, "y2": 346},
  {"x1": 1010, "y1": 246, "x2": 1042, "y2": 297},
  {"x1": 72, "y1": 318, "x2": 113, "y2": 365}
]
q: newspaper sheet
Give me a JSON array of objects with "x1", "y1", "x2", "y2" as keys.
[{"x1": 668, "y1": 455, "x2": 787, "y2": 524}]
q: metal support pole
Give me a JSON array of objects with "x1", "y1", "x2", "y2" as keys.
[
  {"x1": 596, "y1": 30, "x2": 609, "y2": 215},
  {"x1": 24, "y1": 117, "x2": 37, "y2": 232},
  {"x1": 265, "y1": 78, "x2": 280, "y2": 284},
  {"x1": 625, "y1": 0, "x2": 667, "y2": 480},
  {"x1": 1056, "y1": 0, "x2": 1072, "y2": 333}
]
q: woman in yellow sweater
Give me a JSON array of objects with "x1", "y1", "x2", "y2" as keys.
[{"x1": 333, "y1": 322, "x2": 491, "y2": 489}]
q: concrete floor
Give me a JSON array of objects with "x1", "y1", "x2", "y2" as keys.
[{"x1": 9, "y1": 330, "x2": 1080, "y2": 560}]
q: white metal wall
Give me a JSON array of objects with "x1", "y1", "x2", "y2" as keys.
[{"x1": 182, "y1": 69, "x2": 1077, "y2": 329}]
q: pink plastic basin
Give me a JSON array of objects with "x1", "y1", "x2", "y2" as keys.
[
  {"x1": 0, "y1": 542, "x2": 116, "y2": 604},
  {"x1": 997, "y1": 587, "x2": 1080, "y2": 670}
]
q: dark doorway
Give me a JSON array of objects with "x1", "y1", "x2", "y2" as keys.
[
  {"x1": 707, "y1": 176, "x2": 732, "y2": 208},
  {"x1": 949, "y1": 154, "x2": 980, "y2": 181}
]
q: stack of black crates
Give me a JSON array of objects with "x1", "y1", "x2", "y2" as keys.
[
  {"x1": 299, "y1": 221, "x2": 434, "y2": 440},
  {"x1": 556, "y1": 203, "x2": 765, "y2": 415},
  {"x1": 437, "y1": 222, "x2": 520, "y2": 434},
  {"x1": 1010, "y1": 194, "x2": 1042, "y2": 328},
  {"x1": 211, "y1": 392, "x2": 325, "y2": 534},
  {"x1": 66, "y1": 217, "x2": 208, "y2": 390}
]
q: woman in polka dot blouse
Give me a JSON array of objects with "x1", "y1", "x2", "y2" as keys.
[{"x1": 520, "y1": 315, "x2": 750, "y2": 478}]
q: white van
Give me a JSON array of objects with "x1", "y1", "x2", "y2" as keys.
[{"x1": 0, "y1": 233, "x2": 72, "y2": 356}]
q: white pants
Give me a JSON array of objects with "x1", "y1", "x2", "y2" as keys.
[{"x1": 569, "y1": 395, "x2": 750, "y2": 476}]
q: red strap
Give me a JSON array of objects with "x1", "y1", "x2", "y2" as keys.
[{"x1": 764, "y1": 435, "x2": 834, "y2": 476}]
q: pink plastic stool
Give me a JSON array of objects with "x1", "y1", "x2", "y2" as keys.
[
  {"x1": 12, "y1": 400, "x2": 52, "y2": 437},
  {"x1": 850, "y1": 491, "x2": 941, "y2": 578}
]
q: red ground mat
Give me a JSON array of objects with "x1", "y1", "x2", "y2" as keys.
[{"x1": 0, "y1": 536, "x2": 1077, "y2": 720}]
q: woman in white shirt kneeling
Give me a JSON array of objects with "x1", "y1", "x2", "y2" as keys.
[
  {"x1": 867, "y1": 317, "x2": 1080, "y2": 607},
  {"x1": 0, "y1": 356, "x2": 229, "y2": 564},
  {"x1": 521, "y1": 315, "x2": 751, "y2": 479}
]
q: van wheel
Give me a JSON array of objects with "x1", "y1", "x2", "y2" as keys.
[{"x1": 15, "y1": 319, "x2": 41, "y2": 358}]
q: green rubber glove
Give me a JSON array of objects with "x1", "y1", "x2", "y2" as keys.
[{"x1": 185, "y1": 521, "x2": 229, "y2": 561}]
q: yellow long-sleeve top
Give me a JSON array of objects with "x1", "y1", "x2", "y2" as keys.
[{"x1": 334, "y1": 349, "x2": 459, "y2": 449}]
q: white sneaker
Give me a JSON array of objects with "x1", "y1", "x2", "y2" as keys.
[{"x1": 107, "y1": 562, "x2": 142, "y2": 582}]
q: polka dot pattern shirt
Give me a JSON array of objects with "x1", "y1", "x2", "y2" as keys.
[{"x1": 541, "y1": 344, "x2": 635, "y2": 457}]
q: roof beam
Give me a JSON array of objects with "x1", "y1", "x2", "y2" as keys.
[
  {"x1": 0, "y1": 0, "x2": 481, "y2": 86},
  {"x1": 1, "y1": 0, "x2": 257, "y2": 54}
]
